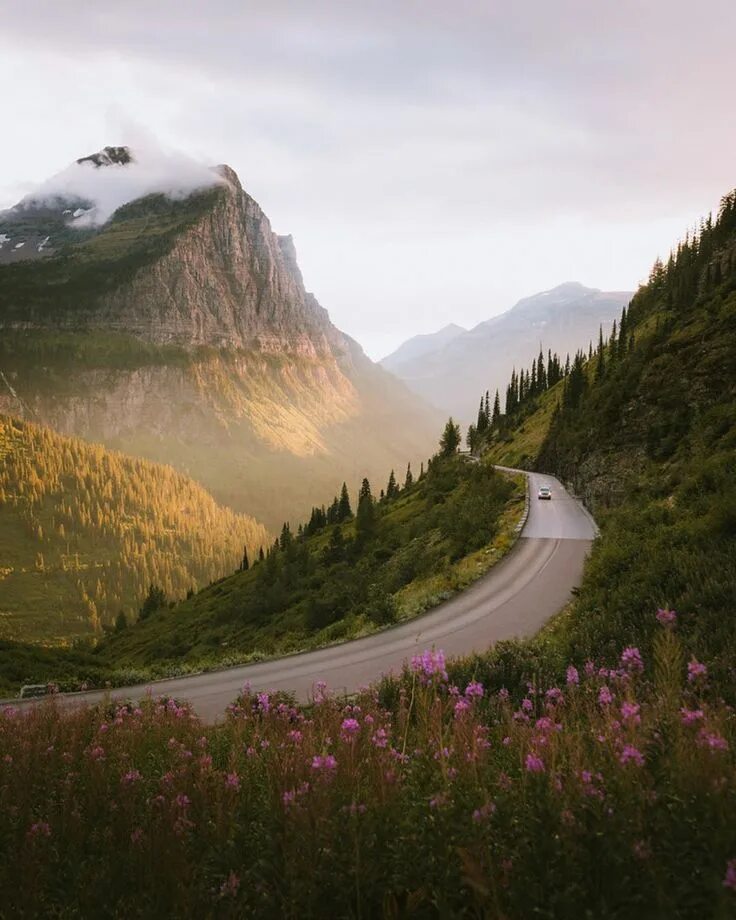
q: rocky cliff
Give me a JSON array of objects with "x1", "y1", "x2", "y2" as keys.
[{"x1": 0, "y1": 148, "x2": 439, "y2": 529}]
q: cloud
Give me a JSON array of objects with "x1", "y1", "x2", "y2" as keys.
[{"x1": 20, "y1": 132, "x2": 222, "y2": 226}]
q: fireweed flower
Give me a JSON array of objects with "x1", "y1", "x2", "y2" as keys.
[
  {"x1": 566, "y1": 665, "x2": 580, "y2": 686},
  {"x1": 697, "y1": 730, "x2": 729, "y2": 752},
  {"x1": 680, "y1": 707, "x2": 705, "y2": 725},
  {"x1": 620, "y1": 702, "x2": 641, "y2": 725},
  {"x1": 619, "y1": 745, "x2": 645, "y2": 767},
  {"x1": 311, "y1": 754, "x2": 338, "y2": 773},
  {"x1": 521, "y1": 698, "x2": 533, "y2": 713},
  {"x1": 225, "y1": 773, "x2": 240, "y2": 790},
  {"x1": 465, "y1": 680, "x2": 484, "y2": 699},
  {"x1": 620, "y1": 647, "x2": 644, "y2": 673},
  {"x1": 525, "y1": 753, "x2": 545, "y2": 773},
  {"x1": 28, "y1": 821, "x2": 51, "y2": 838},
  {"x1": 371, "y1": 728, "x2": 389, "y2": 749},
  {"x1": 256, "y1": 692, "x2": 271, "y2": 713},
  {"x1": 122, "y1": 769, "x2": 142, "y2": 785},
  {"x1": 584, "y1": 660, "x2": 596, "y2": 677},
  {"x1": 656, "y1": 608, "x2": 677, "y2": 628},
  {"x1": 545, "y1": 687, "x2": 564, "y2": 705},
  {"x1": 688, "y1": 660, "x2": 707, "y2": 683},
  {"x1": 410, "y1": 649, "x2": 448, "y2": 684},
  {"x1": 472, "y1": 802, "x2": 496, "y2": 823},
  {"x1": 598, "y1": 686, "x2": 614, "y2": 706},
  {"x1": 724, "y1": 859, "x2": 736, "y2": 891},
  {"x1": 454, "y1": 698, "x2": 471, "y2": 718},
  {"x1": 340, "y1": 718, "x2": 360, "y2": 741}
]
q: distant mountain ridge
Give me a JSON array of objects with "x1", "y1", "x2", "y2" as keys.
[
  {"x1": 382, "y1": 323, "x2": 466, "y2": 374},
  {"x1": 381, "y1": 283, "x2": 632, "y2": 420},
  {"x1": 0, "y1": 147, "x2": 439, "y2": 530}
]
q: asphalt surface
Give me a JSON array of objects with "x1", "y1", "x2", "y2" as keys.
[{"x1": 10, "y1": 469, "x2": 596, "y2": 722}]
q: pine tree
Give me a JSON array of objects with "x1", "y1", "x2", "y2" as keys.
[
  {"x1": 492, "y1": 390, "x2": 501, "y2": 425},
  {"x1": 404, "y1": 463, "x2": 413, "y2": 489},
  {"x1": 537, "y1": 347, "x2": 547, "y2": 390},
  {"x1": 241, "y1": 546, "x2": 250, "y2": 571},
  {"x1": 356, "y1": 478, "x2": 376, "y2": 541},
  {"x1": 418, "y1": 462, "x2": 425, "y2": 481},
  {"x1": 338, "y1": 482, "x2": 352, "y2": 521},
  {"x1": 595, "y1": 326, "x2": 606, "y2": 381},
  {"x1": 439, "y1": 418, "x2": 461, "y2": 456},
  {"x1": 258, "y1": 546, "x2": 265, "y2": 562},
  {"x1": 386, "y1": 469, "x2": 399, "y2": 500},
  {"x1": 476, "y1": 397, "x2": 488, "y2": 434}
]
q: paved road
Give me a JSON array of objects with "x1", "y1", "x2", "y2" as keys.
[{"x1": 11, "y1": 469, "x2": 596, "y2": 722}]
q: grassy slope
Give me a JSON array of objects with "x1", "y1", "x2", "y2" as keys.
[
  {"x1": 0, "y1": 414, "x2": 269, "y2": 645},
  {"x1": 98, "y1": 459, "x2": 525, "y2": 675}
]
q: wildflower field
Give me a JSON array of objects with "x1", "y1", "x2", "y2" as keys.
[{"x1": 1, "y1": 615, "x2": 735, "y2": 918}]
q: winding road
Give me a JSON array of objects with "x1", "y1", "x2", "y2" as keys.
[{"x1": 13, "y1": 470, "x2": 597, "y2": 721}]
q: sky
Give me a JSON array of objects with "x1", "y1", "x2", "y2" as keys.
[{"x1": 1, "y1": 1, "x2": 735, "y2": 359}]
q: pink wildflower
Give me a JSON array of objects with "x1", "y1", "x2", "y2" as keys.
[
  {"x1": 724, "y1": 859, "x2": 736, "y2": 891},
  {"x1": 566, "y1": 665, "x2": 580, "y2": 686},
  {"x1": 410, "y1": 649, "x2": 448, "y2": 684},
  {"x1": 521, "y1": 698, "x2": 533, "y2": 713},
  {"x1": 340, "y1": 718, "x2": 360, "y2": 741},
  {"x1": 454, "y1": 698, "x2": 471, "y2": 718},
  {"x1": 545, "y1": 687, "x2": 564, "y2": 705},
  {"x1": 619, "y1": 744, "x2": 645, "y2": 767},
  {"x1": 620, "y1": 647, "x2": 644, "y2": 673},
  {"x1": 680, "y1": 707, "x2": 704, "y2": 725},
  {"x1": 656, "y1": 608, "x2": 677, "y2": 627},
  {"x1": 371, "y1": 728, "x2": 389, "y2": 749},
  {"x1": 525, "y1": 753, "x2": 545, "y2": 773},
  {"x1": 28, "y1": 821, "x2": 51, "y2": 838},
  {"x1": 122, "y1": 769, "x2": 142, "y2": 785},
  {"x1": 256, "y1": 692, "x2": 271, "y2": 713},
  {"x1": 130, "y1": 827, "x2": 144, "y2": 845},
  {"x1": 598, "y1": 686, "x2": 613, "y2": 706},
  {"x1": 225, "y1": 772, "x2": 240, "y2": 790},
  {"x1": 697, "y1": 730, "x2": 729, "y2": 753},
  {"x1": 688, "y1": 660, "x2": 707, "y2": 683},
  {"x1": 620, "y1": 702, "x2": 641, "y2": 725},
  {"x1": 311, "y1": 754, "x2": 338, "y2": 773},
  {"x1": 465, "y1": 680, "x2": 484, "y2": 699},
  {"x1": 89, "y1": 746, "x2": 106, "y2": 761}
]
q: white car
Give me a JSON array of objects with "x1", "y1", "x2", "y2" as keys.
[{"x1": 537, "y1": 486, "x2": 552, "y2": 500}]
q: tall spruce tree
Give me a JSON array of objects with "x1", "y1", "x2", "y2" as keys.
[
  {"x1": 240, "y1": 546, "x2": 249, "y2": 572},
  {"x1": 356, "y1": 478, "x2": 376, "y2": 540},
  {"x1": 404, "y1": 462, "x2": 413, "y2": 489},
  {"x1": 386, "y1": 469, "x2": 399, "y2": 500},
  {"x1": 338, "y1": 482, "x2": 352, "y2": 521}
]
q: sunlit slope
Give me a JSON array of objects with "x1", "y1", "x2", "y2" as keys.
[{"x1": 0, "y1": 414, "x2": 269, "y2": 644}]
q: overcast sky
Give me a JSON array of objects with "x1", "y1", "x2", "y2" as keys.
[{"x1": 2, "y1": 1, "x2": 734, "y2": 358}]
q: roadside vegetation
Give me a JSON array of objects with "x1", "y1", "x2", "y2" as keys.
[{"x1": 2, "y1": 618, "x2": 735, "y2": 917}]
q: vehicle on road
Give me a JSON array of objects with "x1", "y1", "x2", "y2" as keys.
[{"x1": 538, "y1": 486, "x2": 552, "y2": 500}]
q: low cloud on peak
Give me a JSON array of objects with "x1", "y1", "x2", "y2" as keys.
[{"x1": 20, "y1": 140, "x2": 223, "y2": 226}]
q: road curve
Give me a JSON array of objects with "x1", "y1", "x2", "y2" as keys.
[{"x1": 12, "y1": 470, "x2": 596, "y2": 722}]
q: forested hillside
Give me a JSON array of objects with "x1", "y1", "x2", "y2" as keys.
[
  {"x1": 0, "y1": 414, "x2": 269, "y2": 644},
  {"x1": 477, "y1": 189, "x2": 736, "y2": 687}
]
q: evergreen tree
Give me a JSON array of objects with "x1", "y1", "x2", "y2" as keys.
[
  {"x1": 476, "y1": 397, "x2": 488, "y2": 433},
  {"x1": 492, "y1": 390, "x2": 501, "y2": 425},
  {"x1": 537, "y1": 347, "x2": 547, "y2": 390},
  {"x1": 404, "y1": 463, "x2": 413, "y2": 489},
  {"x1": 279, "y1": 523, "x2": 292, "y2": 551},
  {"x1": 439, "y1": 418, "x2": 461, "y2": 456},
  {"x1": 258, "y1": 547, "x2": 265, "y2": 562},
  {"x1": 466, "y1": 423, "x2": 477, "y2": 452},
  {"x1": 338, "y1": 482, "x2": 352, "y2": 521},
  {"x1": 418, "y1": 461, "x2": 425, "y2": 481},
  {"x1": 356, "y1": 478, "x2": 376, "y2": 541},
  {"x1": 595, "y1": 326, "x2": 606, "y2": 381},
  {"x1": 386, "y1": 469, "x2": 399, "y2": 500},
  {"x1": 609, "y1": 319, "x2": 618, "y2": 363},
  {"x1": 240, "y1": 546, "x2": 250, "y2": 572}
]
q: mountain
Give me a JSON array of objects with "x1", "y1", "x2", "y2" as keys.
[
  {"x1": 381, "y1": 323, "x2": 466, "y2": 374},
  {"x1": 0, "y1": 147, "x2": 439, "y2": 530},
  {"x1": 0, "y1": 413, "x2": 269, "y2": 644},
  {"x1": 380, "y1": 282, "x2": 632, "y2": 420}
]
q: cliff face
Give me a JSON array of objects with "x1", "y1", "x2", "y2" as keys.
[{"x1": 0, "y1": 151, "x2": 439, "y2": 529}]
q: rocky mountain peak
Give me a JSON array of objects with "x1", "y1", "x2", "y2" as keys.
[{"x1": 76, "y1": 145, "x2": 134, "y2": 168}]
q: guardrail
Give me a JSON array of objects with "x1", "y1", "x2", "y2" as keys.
[{"x1": 514, "y1": 473, "x2": 531, "y2": 535}]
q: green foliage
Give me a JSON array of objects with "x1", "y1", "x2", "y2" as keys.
[{"x1": 439, "y1": 417, "x2": 461, "y2": 456}]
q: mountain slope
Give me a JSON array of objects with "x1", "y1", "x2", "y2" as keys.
[
  {"x1": 0, "y1": 413, "x2": 269, "y2": 644},
  {"x1": 0, "y1": 149, "x2": 439, "y2": 530},
  {"x1": 382, "y1": 282, "x2": 631, "y2": 419},
  {"x1": 483, "y1": 190, "x2": 736, "y2": 680}
]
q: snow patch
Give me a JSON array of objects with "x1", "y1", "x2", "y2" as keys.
[
  {"x1": 0, "y1": 233, "x2": 10, "y2": 249},
  {"x1": 37, "y1": 235, "x2": 51, "y2": 252},
  {"x1": 13, "y1": 242, "x2": 25, "y2": 249}
]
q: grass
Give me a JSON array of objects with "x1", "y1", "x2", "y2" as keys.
[{"x1": 1, "y1": 622, "x2": 734, "y2": 917}]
